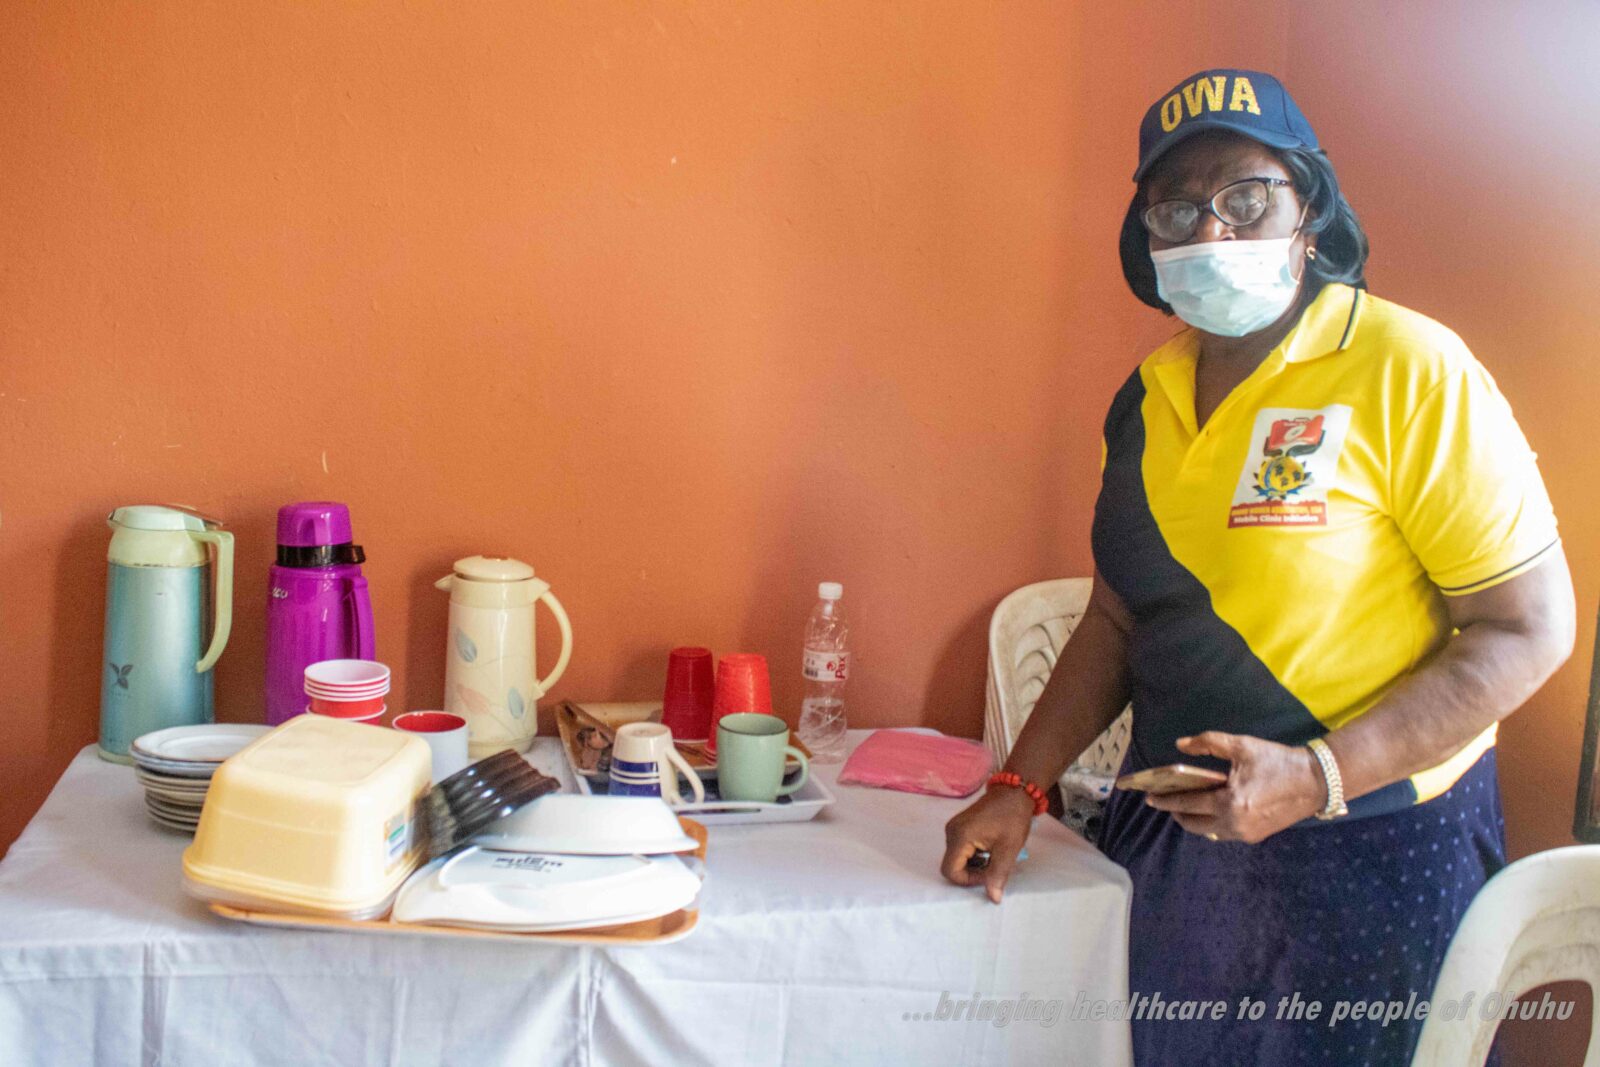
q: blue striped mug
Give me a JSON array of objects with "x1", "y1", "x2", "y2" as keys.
[{"x1": 608, "y1": 723, "x2": 705, "y2": 805}]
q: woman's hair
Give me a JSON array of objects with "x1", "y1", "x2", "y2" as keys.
[{"x1": 1119, "y1": 146, "x2": 1370, "y2": 313}]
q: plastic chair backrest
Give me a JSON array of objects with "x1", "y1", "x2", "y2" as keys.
[
  {"x1": 1411, "y1": 845, "x2": 1600, "y2": 1067},
  {"x1": 984, "y1": 579, "x2": 1091, "y2": 766}
]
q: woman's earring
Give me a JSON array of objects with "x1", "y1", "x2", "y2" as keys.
[{"x1": 1306, "y1": 247, "x2": 1318, "y2": 260}]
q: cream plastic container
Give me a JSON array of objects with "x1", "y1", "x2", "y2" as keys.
[{"x1": 183, "y1": 715, "x2": 431, "y2": 918}]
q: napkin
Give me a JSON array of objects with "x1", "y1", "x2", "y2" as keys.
[{"x1": 837, "y1": 730, "x2": 993, "y2": 798}]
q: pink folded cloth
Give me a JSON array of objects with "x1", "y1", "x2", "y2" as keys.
[{"x1": 837, "y1": 730, "x2": 994, "y2": 798}]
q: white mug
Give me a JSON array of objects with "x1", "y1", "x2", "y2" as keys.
[
  {"x1": 392, "y1": 711, "x2": 471, "y2": 783},
  {"x1": 610, "y1": 723, "x2": 705, "y2": 806}
]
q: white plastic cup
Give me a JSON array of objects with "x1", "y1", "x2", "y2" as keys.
[
  {"x1": 392, "y1": 711, "x2": 470, "y2": 784},
  {"x1": 304, "y1": 659, "x2": 391, "y2": 693}
]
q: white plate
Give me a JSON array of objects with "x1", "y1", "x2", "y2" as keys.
[
  {"x1": 143, "y1": 789, "x2": 208, "y2": 809},
  {"x1": 132, "y1": 724, "x2": 270, "y2": 764},
  {"x1": 134, "y1": 768, "x2": 211, "y2": 791},
  {"x1": 144, "y1": 788, "x2": 204, "y2": 807},
  {"x1": 145, "y1": 796, "x2": 203, "y2": 817},
  {"x1": 146, "y1": 807, "x2": 200, "y2": 829},
  {"x1": 472, "y1": 794, "x2": 700, "y2": 856},
  {"x1": 393, "y1": 849, "x2": 701, "y2": 931},
  {"x1": 402, "y1": 904, "x2": 684, "y2": 934},
  {"x1": 145, "y1": 790, "x2": 206, "y2": 809},
  {"x1": 138, "y1": 782, "x2": 210, "y2": 801},
  {"x1": 130, "y1": 757, "x2": 218, "y2": 779}
]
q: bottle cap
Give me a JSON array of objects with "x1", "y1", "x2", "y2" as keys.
[
  {"x1": 276, "y1": 501, "x2": 354, "y2": 548},
  {"x1": 109, "y1": 505, "x2": 212, "y2": 532},
  {"x1": 453, "y1": 556, "x2": 537, "y2": 582},
  {"x1": 818, "y1": 582, "x2": 843, "y2": 600}
]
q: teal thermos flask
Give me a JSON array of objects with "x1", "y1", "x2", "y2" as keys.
[{"x1": 98, "y1": 506, "x2": 235, "y2": 763}]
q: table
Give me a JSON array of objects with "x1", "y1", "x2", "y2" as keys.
[{"x1": 0, "y1": 730, "x2": 1132, "y2": 1066}]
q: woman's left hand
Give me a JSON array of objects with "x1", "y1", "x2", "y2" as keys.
[{"x1": 1144, "y1": 731, "x2": 1328, "y2": 844}]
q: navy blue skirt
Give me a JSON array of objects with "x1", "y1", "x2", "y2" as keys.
[{"x1": 1099, "y1": 746, "x2": 1506, "y2": 1067}]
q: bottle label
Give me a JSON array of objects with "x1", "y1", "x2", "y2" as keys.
[{"x1": 802, "y1": 649, "x2": 849, "y2": 682}]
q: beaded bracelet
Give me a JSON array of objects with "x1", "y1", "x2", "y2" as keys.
[{"x1": 988, "y1": 771, "x2": 1049, "y2": 817}]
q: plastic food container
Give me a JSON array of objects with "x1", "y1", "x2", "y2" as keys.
[{"x1": 182, "y1": 715, "x2": 431, "y2": 919}]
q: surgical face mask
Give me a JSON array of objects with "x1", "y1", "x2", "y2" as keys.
[{"x1": 1151, "y1": 237, "x2": 1304, "y2": 337}]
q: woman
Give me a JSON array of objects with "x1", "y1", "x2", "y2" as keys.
[{"x1": 941, "y1": 69, "x2": 1575, "y2": 1065}]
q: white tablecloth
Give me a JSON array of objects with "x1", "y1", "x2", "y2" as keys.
[{"x1": 0, "y1": 731, "x2": 1132, "y2": 1066}]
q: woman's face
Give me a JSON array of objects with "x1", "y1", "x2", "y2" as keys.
[{"x1": 1143, "y1": 131, "x2": 1314, "y2": 258}]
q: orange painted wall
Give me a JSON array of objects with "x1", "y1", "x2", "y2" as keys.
[
  {"x1": 4, "y1": 4, "x2": 1596, "y2": 1061},
  {"x1": 1286, "y1": 0, "x2": 1600, "y2": 863},
  {"x1": 5, "y1": 0, "x2": 1597, "y2": 860},
  {"x1": 0, "y1": 2, "x2": 1288, "y2": 853},
  {"x1": 1286, "y1": 6, "x2": 1600, "y2": 1062}
]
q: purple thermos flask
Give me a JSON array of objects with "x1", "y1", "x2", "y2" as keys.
[{"x1": 264, "y1": 502, "x2": 376, "y2": 725}]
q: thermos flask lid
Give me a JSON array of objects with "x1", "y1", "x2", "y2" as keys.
[
  {"x1": 452, "y1": 556, "x2": 537, "y2": 583},
  {"x1": 276, "y1": 502, "x2": 356, "y2": 548},
  {"x1": 108, "y1": 505, "x2": 213, "y2": 532}
]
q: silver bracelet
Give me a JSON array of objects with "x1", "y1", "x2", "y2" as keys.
[{"x1": 1307, "y1": 737, "x2": 1348, "y2": 820}]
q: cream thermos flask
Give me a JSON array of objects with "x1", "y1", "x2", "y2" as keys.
[{"x1": 435, "y1": 556, "x2": 572, "y2": 756}]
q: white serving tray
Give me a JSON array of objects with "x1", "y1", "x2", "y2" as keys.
[{"x1": 571, "y1": 761, "x2": 836, "y2": 825}]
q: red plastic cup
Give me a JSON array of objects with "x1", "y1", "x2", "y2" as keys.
[
  {"x1": 304, "y1": 659, "x2": 389, "y2": 717},
  {"x1": 707, "y1": 653, "x2": 773, "y2": 757},
  {"x1": 305, "y1": 704, "x2": 385, "y2": 724},
  {"x1": 308, "y1": 694, "x2": 388, "y2": 718},
  {"x1": 661, "y1": 647, "x2": 716, "y2": 743}
]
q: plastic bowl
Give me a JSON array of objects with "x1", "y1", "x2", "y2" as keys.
[
  {"x1": 304, "y1": 659, "x2": 391, "y2": 691},
  {"x1": 471, "y1": 794, "x2": 700, "y2": 855},
  {"x1": 305, "y1": 682, "x2": 389, "y2": 697}
]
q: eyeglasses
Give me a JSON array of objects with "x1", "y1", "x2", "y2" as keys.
[{"x1": 1142, "y1": 177, "x2": 1294, "y2": 244}]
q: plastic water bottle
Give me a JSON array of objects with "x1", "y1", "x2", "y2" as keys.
[{"x1": 798, "y1": 581, "x2": 849, "y2": 763}]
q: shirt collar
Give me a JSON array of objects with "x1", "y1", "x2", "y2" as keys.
[{"x1": 1281, "y1": 283, "x2": 1362, "y2": 363}]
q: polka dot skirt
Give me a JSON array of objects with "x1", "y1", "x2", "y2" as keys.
[{"x1": 1099, "y1": 748, "x2": 1506, "y2": 1066}]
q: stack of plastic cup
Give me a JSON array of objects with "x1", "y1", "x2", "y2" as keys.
[
  {"x1": 706, "y1": 653, "x2": 773, "y2": 757},
  {"x1": 661, "y1": 647, "x2": 716, "y2": 743},
  {"x1": 304, "y1": 659, "x2": 391, "y2": 723}
]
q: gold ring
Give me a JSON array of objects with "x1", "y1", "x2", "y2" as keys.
[{"x1": 1205, "y1": 832, "x2": 1220, "y2": 842}]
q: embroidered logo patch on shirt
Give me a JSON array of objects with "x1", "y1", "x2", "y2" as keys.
[{"x1": 1228, "y1": 405, "x2": 1352, "y2": 527}]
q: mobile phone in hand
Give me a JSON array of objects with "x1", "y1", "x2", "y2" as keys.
[{"x1": 1114, "y1": 763, "x2": 1228, "y2": 795}]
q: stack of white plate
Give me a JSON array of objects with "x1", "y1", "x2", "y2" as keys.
[
  {"x1": 393, "y1": 848, "x2": 703, "y2": 932},
  {"x1": 393, "y1": 795, "x2": 705, "y2": 931},
  {"x1": 130, "y1": 724, "x2": 271, "y2": 833}
]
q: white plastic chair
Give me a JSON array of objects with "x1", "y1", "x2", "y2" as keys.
[
  {"x1": 1411, "y1": 845, "x2": 1600, "y2": 1067},
  {"x1": 984, "y1": 578, "x2": 1132, "y2": 836}
]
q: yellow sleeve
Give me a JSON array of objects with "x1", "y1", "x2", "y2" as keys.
[{"x1": 1389, "y1": 359, "x2": 1558, "y2": 595}]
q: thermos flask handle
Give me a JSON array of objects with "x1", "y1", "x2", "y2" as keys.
[
  {"x1": 347, "y1": 575, "x2": 376, "y2": 660},
  {"x1": 190, "y1": 530, "x2": 234, "y2": 674},
  {"x1": 532, "y1": 590, "x2": 573, "y2": 698}
]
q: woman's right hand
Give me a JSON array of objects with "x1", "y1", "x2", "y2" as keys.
[{"x1": 941, "y1": 786, "x2": 1036, "y2": 904}]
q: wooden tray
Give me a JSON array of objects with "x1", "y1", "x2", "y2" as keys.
[
  {"x1": 556, "y1": 700, "x2": 809, "y2": 781},
  {"x1": 208, "y1": 819, "x2": 706, "y2": 947}
]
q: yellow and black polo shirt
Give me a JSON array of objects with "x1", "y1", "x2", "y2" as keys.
[{"x1": 1092, "y1": 283, "x2": 1559, "y2": 819}]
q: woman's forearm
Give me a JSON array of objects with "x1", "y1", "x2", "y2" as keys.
[{"x1": 1002, "y1": 595, "x2": 1133, "y2": 788}]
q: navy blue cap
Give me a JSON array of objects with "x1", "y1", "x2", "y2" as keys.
[{"x1": 1134, "y1": 69, "x2": 1318, "y2": 182}]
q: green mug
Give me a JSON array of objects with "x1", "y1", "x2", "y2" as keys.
[{"x1": 715, "y1": 713, "x2": 810, "y2": 803}]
